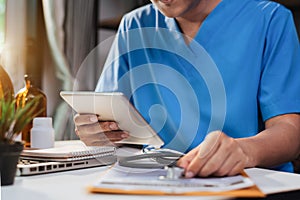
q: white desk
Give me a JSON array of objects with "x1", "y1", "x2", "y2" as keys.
[{"x1": 2, "y1": 166, "x2": 300, "y2": 200}]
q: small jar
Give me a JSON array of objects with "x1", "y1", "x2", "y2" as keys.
[{"x1": 30, "y1": 117, "x2": 54, "y2": 149}]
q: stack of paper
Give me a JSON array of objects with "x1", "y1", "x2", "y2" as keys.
[{"x1": 89, "y1": 164, "x2": 265, "y2": 197}]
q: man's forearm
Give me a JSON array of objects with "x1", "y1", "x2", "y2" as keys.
[{"x1": 237, "y1": 114, "x2": 300, "y2": 168}]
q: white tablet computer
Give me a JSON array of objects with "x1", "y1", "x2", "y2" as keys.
[{"x1": 60, "y1": 91, "x2": 164, "y2": 147}]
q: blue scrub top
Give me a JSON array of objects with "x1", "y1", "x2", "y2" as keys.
[{"x1": 96, "y1": 0, "x2": 300, "y2": 172}]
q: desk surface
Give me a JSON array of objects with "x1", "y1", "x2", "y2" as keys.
[{"x1": 2, "y1": 166, "x2": 300, "y2": 200}]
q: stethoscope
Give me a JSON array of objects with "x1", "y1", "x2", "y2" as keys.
[{"x1": 118, "y1": 146, "x2": 184, "y2": 169}]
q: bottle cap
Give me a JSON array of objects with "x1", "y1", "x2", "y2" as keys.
[{"x1": 33, "y1": 117, "x2": 52, "y2": 128}]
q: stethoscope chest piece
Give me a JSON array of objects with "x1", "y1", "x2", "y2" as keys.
[{"x1": 159, "y1": 166, "x2": 184, "y2": 180}]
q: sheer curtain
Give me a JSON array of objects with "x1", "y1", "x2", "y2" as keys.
[
  {"x1": 64, "y1": 0, "x2": 98, "y2": 91},
  {"x1": 42, "y1": 0, "x2": 98, "y2": 140}
]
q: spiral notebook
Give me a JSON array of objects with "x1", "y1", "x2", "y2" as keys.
[{"x1": 18, "y1": 140, "x2": 117, "y2": 175}]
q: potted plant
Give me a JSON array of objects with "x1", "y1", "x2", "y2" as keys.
[{"x1": 0, "y1": 95, "x2": 42, "y2": 185}]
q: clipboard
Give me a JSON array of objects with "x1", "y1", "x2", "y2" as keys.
[
  {"x1": 89, "y1": 185, "x2": 264, "y2": 197},
  {"x1": 60, "y1": 91, "x2": 164, "y2": 147},
  {"x1": 88, "y1": 164, "x2": 265, "y2": 197}
]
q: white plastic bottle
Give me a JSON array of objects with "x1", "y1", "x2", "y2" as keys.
[{"x1": 30, "y1": 117, "x2": 55, "y2": 149}]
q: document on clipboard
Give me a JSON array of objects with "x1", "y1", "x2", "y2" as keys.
[
  {"x1": 60, "y1": 91, "x2": 164, "y2": 147},
  {"x1": 88, "y1": 164, "x2": 265, "y2": 197}
]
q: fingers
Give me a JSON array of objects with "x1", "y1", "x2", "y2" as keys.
[
  {"x1": 79, "y1": 130, "x2": 129, "y2": 146},
  {"x1": 198, "y1": 136, "x2": 234, "y2": 176},
  {"x1": 228, "y1": 160, "x2": 245, "y2": 176},
  {"x1": 74, "y1": 114, "x2": 98, "y2": 126},
  {"x1": 99, "y1": 121, "x2": 120, "y2": 132},
  {"x1": 73, "y1": 113, "x2": 130, "y2": 146},
  {"x1": 212, "y1": 147, "x2": 246, "y2": 176},
  {"x1": 74, "y1": 114, "x2": 122, "y2": 132},
  {"x1": 103, "y1": 131, "x2": 130, "y2": 141},
  {"x1": 77, "y1": 121, "x2": 120, "y2": 134},
  {"x1": 179, "y1": 131, "x2": 247, "y2": 178},
  {"x1": 184, "y1": 131, "x2": 222, "y2": 177},
  {"x1": 177, "y1": 131, "x2": 222, "y2": 169},
  {"x1": 177, "y1": 146, "x2": 199, "y2": 168}
]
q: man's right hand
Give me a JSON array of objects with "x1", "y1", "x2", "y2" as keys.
[{"x1": 73, "y1": 114, "x2": 130, "y2": 146}]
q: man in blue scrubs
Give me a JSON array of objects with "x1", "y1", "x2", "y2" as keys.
[{"x1": 74, "y1": 0, "x2": 300, "y2": 177}]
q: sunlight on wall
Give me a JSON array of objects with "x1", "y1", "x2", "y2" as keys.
[
  {"x1": 0, "y1": 0, "x2": 5, "y2": 52},
  {"x1": 0, "y1": 0, "x2": 26, "y2": 93}
]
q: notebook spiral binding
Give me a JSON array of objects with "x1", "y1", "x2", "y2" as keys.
[{"x1": 69, "y1": 147, "x2": 116, "y2": 161}]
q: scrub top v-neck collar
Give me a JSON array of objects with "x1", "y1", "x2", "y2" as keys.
[
  {"x1": 163, "y1": 0, "x2": 229, "y2": 47},
  {"x1": 165, "y1": 0, "x2": 227, "y2": 44}
]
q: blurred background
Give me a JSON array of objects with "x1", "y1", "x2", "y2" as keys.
[{"x1": 0, "y1": 0, "x2": 299, "y2": 140}]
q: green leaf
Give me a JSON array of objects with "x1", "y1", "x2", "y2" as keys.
[{"x1": 0, "y1": 95, "x2": 45, "y2": 143}]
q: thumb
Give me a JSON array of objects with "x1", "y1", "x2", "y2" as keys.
[{"x1": 197, "y1": 130, "x2": 223, "y2": 159}]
